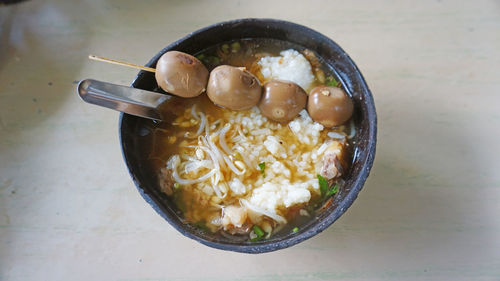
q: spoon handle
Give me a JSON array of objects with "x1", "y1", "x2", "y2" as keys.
[{"x1": 77, "y1": 79, "x2": 170, "y2": 121}]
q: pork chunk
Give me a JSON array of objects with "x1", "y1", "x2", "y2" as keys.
[{"x1": 320, "y1": 141, "x2": 345, "y2": 180}]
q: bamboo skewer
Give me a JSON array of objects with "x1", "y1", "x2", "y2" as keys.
[{"x1": 88, "y1": 54, "x2": 156, "y2": 73}]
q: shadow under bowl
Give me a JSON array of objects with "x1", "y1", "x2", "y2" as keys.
[{"x1": 119, "y1": 18, "x2": 377, "y2": 253}]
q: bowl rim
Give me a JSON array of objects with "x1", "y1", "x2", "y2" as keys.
[{"x1": 119, "y1": 18, "x2": 377, "y2": 253}]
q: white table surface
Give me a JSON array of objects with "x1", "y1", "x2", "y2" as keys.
[{"x1": 1, "y1": 0, "x2": 499, "y2": 280}]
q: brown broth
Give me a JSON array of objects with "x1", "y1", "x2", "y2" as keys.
[{"x1": 139, "y1": 38, "x2": 353, "y2": 239}]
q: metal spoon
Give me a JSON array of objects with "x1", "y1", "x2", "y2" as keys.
[{"x1": 77, "y1": 79, "x2": 171, "y2": 121}]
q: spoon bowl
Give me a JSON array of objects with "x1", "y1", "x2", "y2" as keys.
[{"x1": 78, "y1": 79, "x2": 170, "y2": 121}]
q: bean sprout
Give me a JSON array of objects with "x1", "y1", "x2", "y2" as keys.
[
  {"x1": 240, "y1": 199, "x2": 287, "y2": 224},
  {"x1": 183, "y1": 160, "x2": 213, "y2": 174},
  {"x1": 196, "y1": 111, "x2": 206, "y2": 136},
  {"x1": 327, "y1": 131, "x2": 346, "y2": 140},
  {"x1": 202, "y1": 135, "x2": 226, "y2": 169},
  {"x1": 223, "y1": 155, "x2": 245, "y2": 175},
  {"x1": 169, "y1": 155, "x2": 216, "y2": 185},
  {"x1": 219, "y1": 124, "x2": 232, "y2": 155},
  {"x1": 347, "y1": 119, "x2": 356, "y2": 139}
]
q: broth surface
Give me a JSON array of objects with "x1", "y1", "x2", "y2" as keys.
[{"x1": 139, "y1": 38, "x2": 354, "y2": 240}]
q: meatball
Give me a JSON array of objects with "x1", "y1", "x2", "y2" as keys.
[
  {"x1": 206, "y1": 65, "x2": 262, "y2": 110},
  {"x1": 155, "y1": 51, "x2": 209, "y2": 98},
  {"x1": 258, "y1": 80, "x2": 307, "y2": 123},
  {"x1": 307, "y1": 85, "x2": 353, "y2": 127}
]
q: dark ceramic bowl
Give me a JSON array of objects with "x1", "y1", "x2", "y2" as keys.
[{"x1": 119, "y1": 18, "x2": 376, "y2": 253}]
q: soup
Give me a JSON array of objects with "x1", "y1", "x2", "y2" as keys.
[{"x1": 141, "y1": 39, "x2": 354, "y2": 241}]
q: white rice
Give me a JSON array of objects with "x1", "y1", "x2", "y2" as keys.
[{"x1": 258, "y1": 49, "x2": 315, "y2": 91}]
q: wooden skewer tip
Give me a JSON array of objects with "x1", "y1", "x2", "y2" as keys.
[{"x1": 87, "y1": 54, "x2": 156, "y2": 73}]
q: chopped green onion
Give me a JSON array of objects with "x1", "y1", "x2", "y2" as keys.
[
  {"x1": 221, "y1": 44, "x2": 230, "y2": 54},
  {"x1": 250, "y1": 225, "x2": 266, "y2": 241},
  {"x1": 292, "y1": 227, "x2": 299, "y2": 233},
  {"x1": 317, "y1": 174, "x2": 340, "y2": 198},
  {"x1": 253, "y1": 225, "x2": 265, "y2": 237},
  {"x1": 326, "y1": 76, "x2": 339, "y2": 87},
  {"x1": 173, "y1": 183, "x2": 180, "y2": 189},
  {"x1": 198, "y1": 55, "x2": 220, "y2": 65},
  {"x1": 317, "y1": 174, "x2": 329, "y2": 197},
  {"x1": 326, "y1": 184, "x2": 339, "y2": 197},
  {"x1": 206, "y1": 56, "x2": 220, "y2": 65},
  {"x1": 258, "y1": 162, "x2": 266, "y2": 177},
  {"x1": 194, "y1": 221, "x2": 209, "y2": 232},
  {"x1": 231, "y1": 42, "x2": 241, "y2": 52}
]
